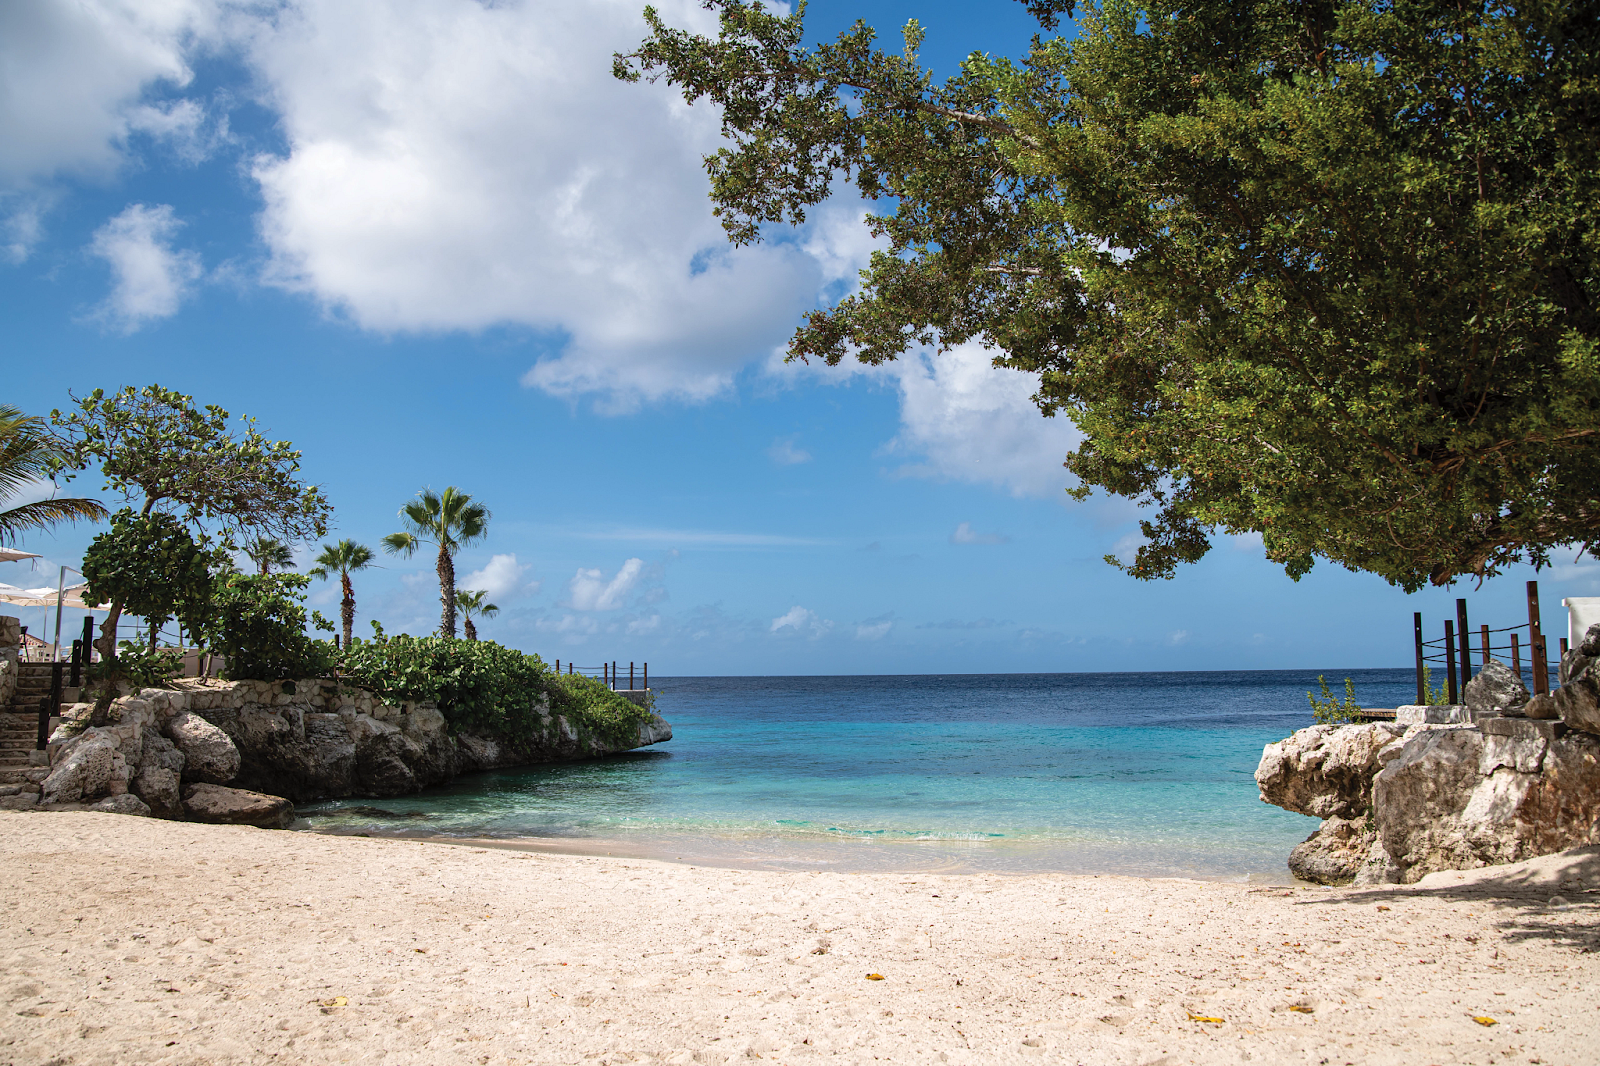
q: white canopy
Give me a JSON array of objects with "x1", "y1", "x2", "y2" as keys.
[
  {"x1": 0, "y1": 582, "x2": 108, "y2": 610},
  {"x1": 0, "y1": 549, "x2": 42, "y2": 564}
]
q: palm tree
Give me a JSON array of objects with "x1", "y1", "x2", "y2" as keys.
[
  {"x1": 0, "y1": 405, "x2": 106, "y2": 543},
  {"x1": 454, "y1": 588, "x2": 499, "y2": 642},
  {"x1": 243, "y1": 534, "x2": 295, "y2": 575},
  {"x1": 309, "y1": 539, "x2": 376, "y2": 648},
  {"x1": 382, "y1": 487, "x2": 489, "y2": 639}
]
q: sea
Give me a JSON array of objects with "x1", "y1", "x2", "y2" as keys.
[{"x1": 296, "y1": 668, "x2": 1427, "y2": 882}]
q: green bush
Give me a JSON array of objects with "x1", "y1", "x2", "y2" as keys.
[
  {"x1": 209, "y1": 572, "x2": 333, "y2": 681},
  {"x1": 339, "y1": 634, "x2": 651, "y2": 746},
  {"x1": 1308, "y1": 675, "x2": 1363, "y2": 726}
]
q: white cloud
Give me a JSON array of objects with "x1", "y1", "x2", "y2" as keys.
[
  {"x1": 239, "y1": 0, "x2": 863, "y2": 410},
  {"x1": 1111, "y1": 532, "x2": 1143, "y2": 567},
  {"x1": 950, "y1": 522, "x2": 1008, "y2": 546},
  {"x1": 460, "y1": 553, "x2": 535, "y2": 602},
  {"x1": 767, "y1": 436, "x2": 811, "y2": 466},
  {"x1": 885, "y1": 343, "x2": 1083, "y2": 499},
  {"x1": 566, "y1": 557, "x2": 645, "y2": 611},
  {"x1": 87, "y1": 203, "x2": 202, "y2": 331},
  {"x1": 770, "y1": 605, "x2": 831, "y2": 639},
  {"x1": 855, "y1": 618, "x2": 892, "y2": 641}
]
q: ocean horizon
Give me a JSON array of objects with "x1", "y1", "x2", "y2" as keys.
[{"x1": 295, "y1": 667, "x2": 1442, "y2": 881}]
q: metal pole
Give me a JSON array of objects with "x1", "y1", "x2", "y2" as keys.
[
  {"x1": 1455, "y1": 599, "x2": 1472, "y2": 685},
  {"x1": 1480, "y1": 624, "x2": 1491, "y2": 667},
  {"x1": 52, "y1": 565, "x2": 67, "y2": 661},
  {"x1": 1527, "y1": 581, "x2": 1545, "y2": 694},
  {"x1": 1445, "y1": 620, "x2": 1458, "y2": 704},
  {"x1": 1413, "y1": 613, "x2": 1425, "y2": 705}
]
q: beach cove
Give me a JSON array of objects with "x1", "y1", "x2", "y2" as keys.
[{"x1": 4, "y1": 814, "x2": 1596, "y2": 1065}]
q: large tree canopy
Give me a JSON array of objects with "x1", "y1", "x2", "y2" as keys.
[{"x1": 618, "y1": 0, "x2": 1600, "y2": 590}]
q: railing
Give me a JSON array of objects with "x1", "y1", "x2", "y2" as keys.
[
  {"x1": 550, "y1": 659, "x2": 649, "y2": 691},
  {"x1": 1411, "y1": 580, "x2": 1558, "y2": 704}
]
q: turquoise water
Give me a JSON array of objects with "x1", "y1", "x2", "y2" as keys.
[{"x1": 298, "y1": 669, "x2": 1419, "y2": 880}]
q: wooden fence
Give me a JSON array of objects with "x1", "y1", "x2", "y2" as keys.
[{"x1": 1413, "y1": 580, "x2": 1559, "y2": 704}]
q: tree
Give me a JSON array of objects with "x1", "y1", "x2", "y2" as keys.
[
  {"x1": 382, "y1": 487, "x2": 490, "y2": 638},
  {"x1": 51, "y1": 384, "x2": 332, "y2": 659},
  {"x1": 80, "y1": 509, "x2": 215, "y2": 655},
  {"x1": 618, "y1": 0, "x2": 1600, "y2": 591},
  {"x1": 244, "y1": 535, "x2": 296, "y2": 575},
  {"x1": 454, "y1": 588, "x2": 500, "y2": 642},
  {"x1": 0, "y1": 405, "x2": 106, "y2": 543},
  {"x1": 208, "y1": 572, "x2": 332, "y2": 682},
  {"x1": 309, "y1": 538, "x2": 376, "y2": 647}
]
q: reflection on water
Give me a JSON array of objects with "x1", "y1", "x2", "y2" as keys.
[{"x1": 296, "y1": 669, "x2": 1420, "y2": 879}]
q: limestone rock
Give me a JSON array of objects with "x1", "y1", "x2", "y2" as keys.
[
  {"x1": 1255, "y1": 723, "x2": 1403, "y2": 819},
  {"x1": 89, "y1": 793, "x2": 151, "y2": 816},
  {"x1": 182, "y1": 783, "x2": 295, "y2": 829},
  {"x1": 166, "y1": 712, "x2": 241, "y2": 783},
  {"x1": 0, "y1": 793, "x2": 38, "y2": 810},
  {"x1": 1550, "y1": 662, "x2": 1600, "y2": 737},
  {"x1": 41, "y1": 733, "x2": 117, "y2": 804},
  {"x1": 637, "y1": 714, "x2": 673, "y2": 746},
  {"x1": 1288, "y1": 817, "x2": 1374, "y2": 885},
  {"x1": 1524, "y1": 692, "x2": 1560, "y2": 720},
  {"x1": 1463, "y1": 659, "x2": 1529, "y2": 717}
]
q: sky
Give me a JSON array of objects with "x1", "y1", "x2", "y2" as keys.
[{"x1": 1, "y1": 0, "x2": 1595, "y2": 677}]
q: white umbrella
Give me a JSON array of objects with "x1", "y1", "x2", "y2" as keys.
[{"x1": 0, "y1": 549, "x2": 41, "y2": 564}]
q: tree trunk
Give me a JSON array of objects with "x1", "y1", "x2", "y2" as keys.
[
  {"x1": 340, "y1": 570, "x2": 355, "y2": 648},
  {"x1": 90, "y1": 604, "x2": 122, "y2": 726},
  {"x1": 437, "y1": 545, "x2": 456, "y2": 639},
  {"x1": 464, "y1": 617, "x2": 477, "y2": 641}
]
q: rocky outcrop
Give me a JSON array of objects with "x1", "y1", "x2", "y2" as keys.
[
  {"x1": 183, "y1": 783, "x2": 295, "y2": 829},
  {"x1": 1287, "y1": 817, "x2": 1374, "y2": 884},
  {"x1": 1255, "y1": 723, "x2": 1404, "y2": 819},
  {"x1": 26, "y1": 677, "x2": 672, "y2": 821},
  {"x1": 1462, "y1": 659, "x2": 1529, "y2": 717}
]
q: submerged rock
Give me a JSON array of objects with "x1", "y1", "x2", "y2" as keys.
[
  {"x1": 1255, "y1": 723, "x2": 1403, "y2": 819},
  {"x1": 183, "y1": 783, "x2": 295, "y2": 830},
  {"x1": 1463, "y1": 659, "x2": 1529, "y2": 717}
]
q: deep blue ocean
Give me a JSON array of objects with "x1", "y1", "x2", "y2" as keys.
[{"x1": 298, "y1": 668, "x2": 1424, "y2": 881}]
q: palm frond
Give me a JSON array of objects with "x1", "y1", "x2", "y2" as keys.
[{"x1": 0, "y1": 496, "x2": 109, "y2": 545}]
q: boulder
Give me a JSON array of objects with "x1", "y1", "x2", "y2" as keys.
[
  {"x1": 41, "y1": 733, "x2": 117, "y2": 804},
  {"x1": 88, "y1": 793, "x2": 151, "y2": 817},
  {"x1": 1287, "y1": 817, "x2": 1374, "y2": 885},
  {"x1": 1462, "y1": 659, "x2": 1529, "y2": 717},
  {"x1": 166, "y1": 712, "x2": 241, "y2": 783},
  {"x1": 1255, "y1": 723, "x2": 1404, "y2": 819},
  {"x1": 1550, "y1": 662, "x2": 1600, "y2": 737},
  {"x1": 182, "y1": 783, "x2": 295, "y2": 829},
  {"x1": 1523, "y1": 692, "x2": 1561, "y2": 720}
]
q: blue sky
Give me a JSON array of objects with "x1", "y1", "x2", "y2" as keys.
[{"x1": 1, "y1": 0, "x2": 1594, "y2": 676}]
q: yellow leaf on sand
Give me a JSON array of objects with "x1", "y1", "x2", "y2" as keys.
[
  {"x1": 865, "y1": 974, "x2": 885, "y2": 981},
  {"x1": 1288, "y1": 1005, "x2": 1314, "y2": 1014},
  {"x1": 1473, "y1": 1016, "x2": 1497, "y2": 1027},
  {"x1": 1187, "y1": 1012, "x2": 1225, "y2": 1024},
  {"x1": 321, "y1": 997, "x2": 347, "y2": 1008}
]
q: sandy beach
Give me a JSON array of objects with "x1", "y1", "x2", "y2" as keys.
[{"x1": 2, "y1": 814, "x2": 1596, "y2": 1065}]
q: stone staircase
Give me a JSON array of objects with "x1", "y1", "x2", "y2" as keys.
[{"x1": 0, "y1": 662, "x2": 80, "y2": 793}]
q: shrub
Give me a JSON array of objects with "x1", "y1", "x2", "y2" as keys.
[
  {"x1": 1308, "y1": 675, "x2": 1362, "y2": 725},
  {"x1": 339, "y1": 635, "x2": 651, "y2": 746},
  {"x1": 209, "y1": 572, "x2": 334, "y2": 681}
]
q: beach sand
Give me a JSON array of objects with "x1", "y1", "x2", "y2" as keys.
[{"x1": 2, "y1": 814, "x2": 1595, "y2": 1065}]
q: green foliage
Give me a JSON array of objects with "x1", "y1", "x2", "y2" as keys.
[
  {"x1": 1308, "y1": 675, "x2": 1363, "y2": 725},
  {"x1": 383, "y1": 486, "x2": 491, "y2": 639},
  {"x1": 619, "y1": 0, "x2": 1600, "y2": 590},
  {"x1": 243, "y1": 535, "x2": 295, "y2": 575},
  {"x1": 0, "y1": 404, "x2": 106, "y2": 545},
  {"x1": 1420, "y1": 665, "x2": 1452, "y2": 706},
  {"x1": 208, "y1": 572, "x2": 333, "y2": 682},
  {"x1": 50, "y1": 384, "x2": 331, "y2": 544},
  {"x1": 81, "y1": 508, "x2": 215, "y2": 637},
  {"x1": 340, "y1": 635, "x2": 651, "y2": 746},
  {"x1": 112, "y1": 641, "x2": 184, "y2": 689}
]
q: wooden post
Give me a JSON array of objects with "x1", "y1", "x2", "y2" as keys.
[
  {"x1": 555, "y1": 660, "x2": 559, "y2": 674},
  {"x1": 1413, "y1": 613, "x2": 1425, "y2": 705},
  {"x1": 49, "y1": 661, "x2": 62, "y2": 725},
  {"x1": 1444, "y1": 620, "x2": 1458, "y2": 704},
  {"x1": 1455, "y1": 599, "x2": 1472, "y2": 684},
  {"x1": 643, "y1": 662, "x2": 648, "y2": 690},
  {"x1": 81, "y1": 616, "x2": 95, "y2": 666},
  {"x1": 630, "y1": 661, "x2": 635, "y2": 689},
  {"x1": 1527, "y1": 581, "x2": 1545, "y2": 694},
  {"x1": 36, "y1": 696, "x2": 49, "y2": 751},
  {"x1": 70, "y1": 639, "x2": 82, "y2": 688},
  {"x1": 612, "y1": 661, "x2": 617, "y2": 690},
  {"x1": 1480, "y1": 624, "x2": 1491, "y2": 667},
  {"x1": 1561, "y1": 637, "x2": 1570, "y2": 658},
  {"x1": 1511, "y1": 632, "x2": 1521, "y2": 678},
  {"x1": 1538, "y1": 635, "x2": 1551, "y2": 693}
]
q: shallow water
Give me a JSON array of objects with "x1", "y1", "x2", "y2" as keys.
[{"x1": 297, "y1": 668, "x2": 1421, "y2": 879}]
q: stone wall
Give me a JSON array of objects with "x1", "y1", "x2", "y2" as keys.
[
  {"x1": 1258, "y1": 626, "x2": 1600, "y2": 885},
  {"x1": 0, "y1": 614, "x2": 19, "y2": 707},
  {"x1": 0, "y1": 676, "x2": 672, "y2": 824}
]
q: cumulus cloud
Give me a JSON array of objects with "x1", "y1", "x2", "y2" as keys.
[
  {"x1": 886, "y1": 343, "x2": 1083, "y2": 499},
  {"x1": 87, "y1": 203, "x2": 202, "y2": 331},
  {"x1": 767, "y1": 436, "x2": 811, "y2": 466},
  {"x1": 566, "y1": 557, "x2": 645, "y2": 611},
  {"x1": 460, "y1": 553, "x2": 536, "y2": 602},
  {"x1": 950, "y1": 522, "x2": 1008, "y2": 546},
  {"x1": 770, "y1": 605, "x2": 831, "y2": 639},
  {"x1": 854, "y1": 614, "x2": 893, "y2": 641}
]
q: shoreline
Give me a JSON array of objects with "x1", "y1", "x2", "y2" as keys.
[{"x1": 7, "y1": 812, "x2": 1595, "y2": 1065}]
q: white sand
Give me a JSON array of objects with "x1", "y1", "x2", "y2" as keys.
[{"x1": 2, "y1": 814, "x2": 1596, "y2": 1065}]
